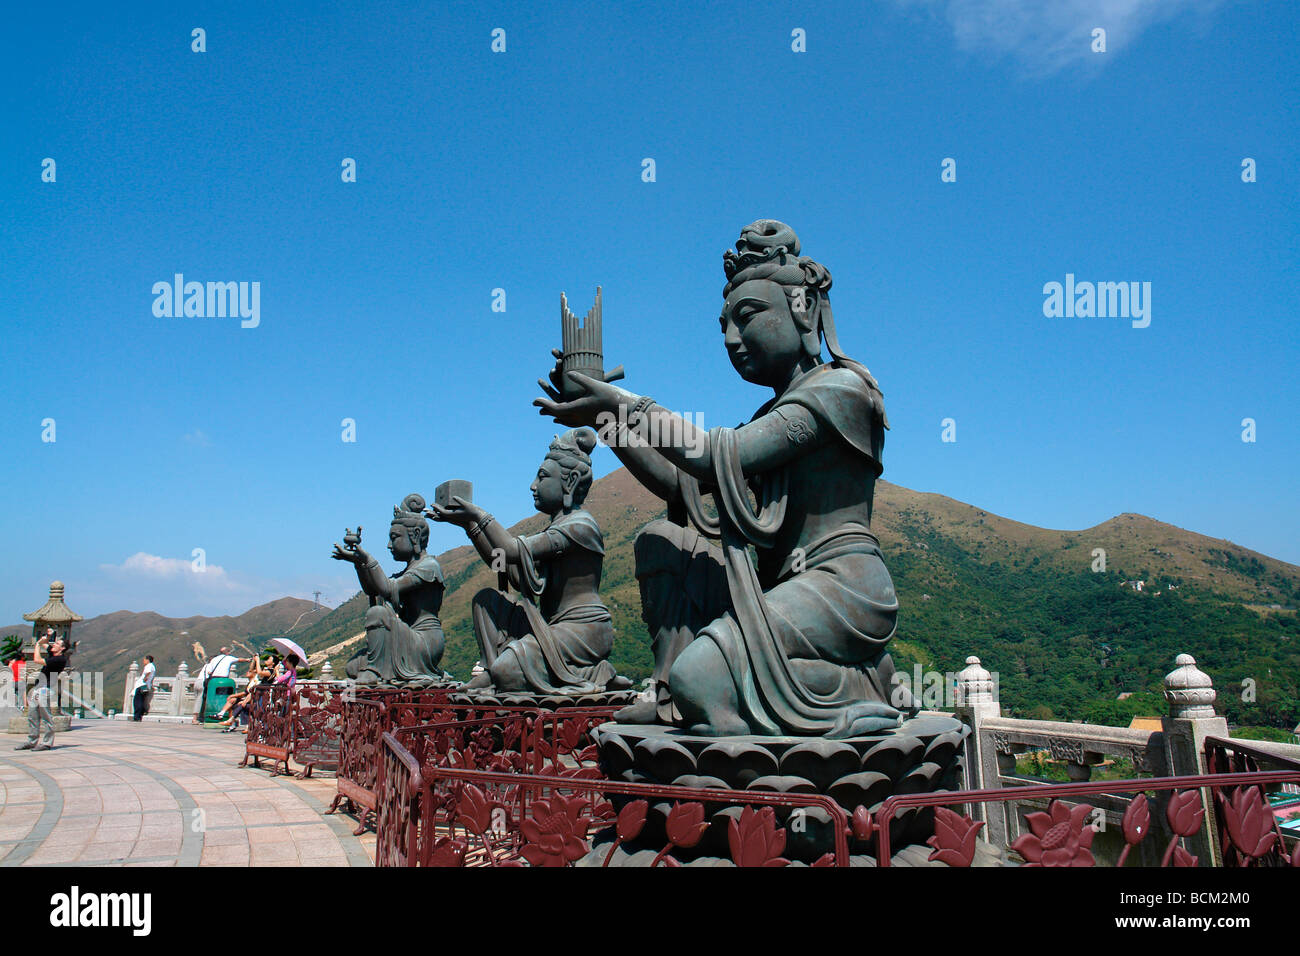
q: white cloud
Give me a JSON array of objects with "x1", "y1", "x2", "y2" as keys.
[
  {"x1": 182, "y1": 429, "x2": 212, "y2": 447},
  {"x1": 891, "y1": 0, "x2": 1226, "y2": 74},
  {"x1": 84, "y1": 553, "x2": 355, "y2": 618},
  {"x1": 107, "y1": 552, "x2": 234, "y2": 585}
]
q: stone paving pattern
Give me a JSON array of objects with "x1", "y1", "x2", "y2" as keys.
[{"x1": 0, "y1": 722, "x2": 375, "y2": 867}]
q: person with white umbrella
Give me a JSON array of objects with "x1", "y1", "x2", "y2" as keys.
[
  {"x1": 267, "y1": 638, "x2": 307, "y2": 670},
  {"x1": 270, "y1": 647, "x2": 301, "y2": 690}
]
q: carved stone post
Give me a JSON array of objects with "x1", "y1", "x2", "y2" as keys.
[
  {"x1": 1161, "y1": 654, "x2": 1228, "y2": 866},
  {"x1": 173, "y1": 662, "x2": 190, "y2": 717},
  {"x1": 0, "y1": 666, "x2": 18, "y2": 731},
  {"x1": 124, "y1": 661, "x2": 139, "y2": 719},
  {"x1": 320, "y1": 661, "x2": 333, "y2": 680},
  {"x1": 954, "y1": 655, "x2": 1002, "y2": 838}
]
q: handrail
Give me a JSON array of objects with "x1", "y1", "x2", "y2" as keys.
[
  {"x1": 381, "y1": 731, "x2": 426, "y2": 867},
  {"x1": 383, "y1": 730, "x2": 424, "y2": 797},
  {"x1": 1205, "y1": 735, "x2": 1300, "y2": 770}
]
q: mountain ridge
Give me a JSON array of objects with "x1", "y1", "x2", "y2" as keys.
[
  {"x1": 2, "y1": 597, "x2": 324, "y2": 711},
  {"x1": 10, "y1": 471, "x2": 1297, "y2": 723}
]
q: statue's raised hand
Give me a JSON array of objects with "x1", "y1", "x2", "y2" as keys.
[
  {"x1": 331, "y1": 543, "x2": 366, "y2": 564},
  {"x1": 539, "y1": 347, "x2": 625, "y2": 401},
  {"x1": 426, "y1": 496, "x2": 482, "y2": 529},
  {"x1": 535, "y1": 362, "x2": 634, "y2": 429}
]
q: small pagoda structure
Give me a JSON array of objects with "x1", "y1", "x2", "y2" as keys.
[{"x1": 23, "y1": 581, "x2": 83, "y2": 652}]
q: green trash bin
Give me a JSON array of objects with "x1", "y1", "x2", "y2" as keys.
[{"x1": 202, "y1": 677, "x2": 237, "y2": 723}]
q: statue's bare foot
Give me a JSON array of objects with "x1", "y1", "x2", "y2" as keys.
[
  {"x1": 686, "y1": 714, "x2": 750, "y2": 737},
  {"x1": 613, "y1": 698, "x2": 657, "y2": 724},
  {"x1": 462, "y1": 672, "x2": 492, "y2": 690}
]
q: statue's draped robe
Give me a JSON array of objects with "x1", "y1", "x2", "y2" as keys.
[
  {"x1": 667, "y1": 363, "x2": 911, "y2": 738},
  {"x1": 474, "y1": 509, "x2": 616, "y2": 694},
  {"x1": 352, "y1": 555, "x2": 445, "y2": 683}
]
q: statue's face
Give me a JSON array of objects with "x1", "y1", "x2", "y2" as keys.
[
  {"x1": 388, "y1": 522, "x2": 415, "y2": 561},
  {"x1": 531, "y1": 459, "x2": 565, "y2": 515},
  {"x1": 721, "y1": 279, "x2": 804, "y2": 386}
]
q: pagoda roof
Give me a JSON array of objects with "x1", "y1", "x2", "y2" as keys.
[{"x1": 22, "y1": 581, "x2": 83, "y2": 624}]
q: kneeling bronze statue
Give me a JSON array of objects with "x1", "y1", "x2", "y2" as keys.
[
  {"x1": 536, "y1": 220, "x2": 915, "y2": 738},
  {"x1": 429, "y1": 428, "x2": 631, "y2": 696},
  {"x1": 332, "y1": 494, "x2": 448, "y2": 686}
]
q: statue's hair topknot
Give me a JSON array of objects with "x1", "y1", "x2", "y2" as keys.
[
  {"x1": 391, "y1": 493, "x2": 430, "y2": 549},
  {"x1": 723, "y1": 219, "x2": 832, "y2": 299},
  {"x1": 545, "y1": 427, "x2": 597, "y2": 505}
]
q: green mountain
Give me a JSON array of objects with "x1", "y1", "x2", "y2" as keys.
[{"x1": 295, "y1": 469, "x2": 1300, "y2": 730}]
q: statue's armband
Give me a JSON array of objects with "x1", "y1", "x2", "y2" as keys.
[
  {"x1": 776, "y1": 405, "x2": 819, "y2": 448},
  {"x1": 738, "y1": 404, "x2": 822, "y2": 472},
  {"x1": 525, "y1": 529, "x2": 566, "y2": 559},
  {"x1": 545, "y1": 528, "x2": 570, "y2": 556}
]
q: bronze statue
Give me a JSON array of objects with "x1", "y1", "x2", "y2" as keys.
[
  {"x1": 331, "y1": 494, "x2": 447, "y2": 686},
  {"x1": 429, "y1": 429, "x2": 629, "y2": 696},
  {"x1": 535, "y1": 220, "x2": 913, "y2": 737}
]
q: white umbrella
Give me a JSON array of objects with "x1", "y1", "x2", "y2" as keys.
[{"x1": 268, "y1": 637, "x2": 307, "y2": 664}]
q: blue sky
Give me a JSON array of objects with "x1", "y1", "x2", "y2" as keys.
[{"x1": 1, "y1": 0, "x2": 1296, "y2": 621}]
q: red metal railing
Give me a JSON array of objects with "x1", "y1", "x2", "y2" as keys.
[
  {"x1": 870, "y1": 769, "x2": 1300, "y2": 867},
  {"x1": 1204, "y1": 735, "x2": 1300, "y2": 867},
  {"x1": 240, "y1": 681, "x2": 349, "y2": 778},
  {"x1": 330, "y1": 694, "x2": 581, "y2": 833},
  {"x1": 329, "y1": 692, "x2": 459, "y2": 832},
  {"x1": 374, "y1": 709, "x2": 620, "y2": 864},
  {"x1": 377, "y1": 716, "x2": 535, "y2": 866},
  {"x1": 375, "y1": 716, "x2": 1300, "y2": 868},
  {"x1": 379, "y1": 730, "x2": 423, "y2": 867},
  {"x1": 377, "y1": 730, "x2": 852, "y2": 867},
  {"x1": 329, "y1": 696, "x2": 389, "y2": 833},
  {"x1": 242, "y1": 684, "x2": 296, "y2": 775},
  {"x1": 528, "y1": 707, "x2": 619, "y2": 775}
]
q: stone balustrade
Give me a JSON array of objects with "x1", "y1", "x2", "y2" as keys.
[
  {"x1": 953, "y1": 652, "x2": 1300, "y2": 866},
  {"x1": 118, "y1": 660, "x2": 248, "y2": 721}
]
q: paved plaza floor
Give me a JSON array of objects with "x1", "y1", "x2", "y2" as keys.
[{"x1": 0, "y1": 721, "x2": 375, "y2": 867}]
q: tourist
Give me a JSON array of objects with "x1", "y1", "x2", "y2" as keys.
[
  {"x1": 7, "y1": 655, "x2": 23, "y2": 711},
  {"x1": 219, "y1": 655, "x2": 272, "y2": 732},
  {"x1": 191, "y1": 646, "x2": 244, "y2": 724},
  {"x1": 265, "y1": 653, "x2": 300, "y2": 723},
  {"x1": 219, "y1": 654, "x2": 267, "y2": 716},
  {"x1": 15, "y1": 629, "x2": 67, "y2": 751},
  {"x1": 132, "y1": 654, "x2": 156, "y2": 721},
  {"x1": 276, "y1": 653, "x2": 300, "y2": 690}
]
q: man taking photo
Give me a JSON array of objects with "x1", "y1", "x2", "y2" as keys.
[{"x1": 15, "y1": 628, "x2": 67, "y2": 751}]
